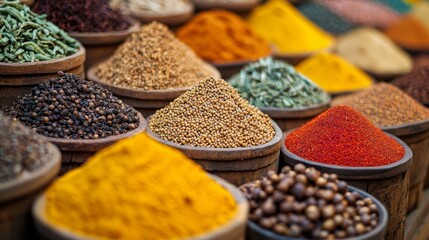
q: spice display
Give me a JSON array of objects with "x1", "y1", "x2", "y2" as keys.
[
  {"x1": 317, "y1": 0, "x2": 400, "y2": 28},
  {"x1": 0, "y1": 112, "x2": 49, "y2": 182},
  {"x1": 411, "y1": 2, "x2": 429, "y2": 30},
  {"x1": 333, "y1": 83, "x2": 429, "y2": 127},
  {"x1": 0, "y1": 0, "x2": 79, "y2": 62},
  {"x1": 149, "y1": 77, "x2": 275, "y2": 148},
  {"x1": 4, "y1": 72, "x2": 140, "y2": 140},
  {"x1": 298, "y1": 2, "x2": 356, "y2": 35},
  {"x1": 413, "y1": 54, "x2": 429, "y2": 70},
  {"x1": 241, "y1": 165, "x2": 381, "y2": 238},
  {"x1": 392, "y1": 67, "x2": 429, "y2": 106},
  {"x1": 229, "y1": 57, "x2": 329, "y2": 108},
  {"x1": 335, "y1": 28, "x2": 413, "y2": 76},
  {"x1": 110, "y1": 0, "x2": 191, "y2": 15},
  {"x1": 285, "y1": 105, "x2": 405, "y2": 167},
  {"x1": 384, "y1": 15, "x2": 429, "y2": 50},
  {"x1": 96, "y1": 22, "x2": 215, "y2": 90},
  {"x1": 296, "y1": 52, "x2": 373, "y2": 93},
  {"x1": 176, "y1": 10, "x2": 271, "y2": 62},
  {"x1": 248, "y1": 0, "x2": 333, "y2": 54},
  {"x1": 44, "y1": 133, "x2": 237, "y2": 240},
  {"x1": 374, "y1": 0, "x2": 412, "y2": 13},
  {"x1": 32, "y1": 0, "x2": 130, "y2": 33}
]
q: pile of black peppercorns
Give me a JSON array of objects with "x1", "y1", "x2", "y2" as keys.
[
  {"x1": 4, "y1": 72, "x2": 140, "y2": 140},
  {"x1": 240, "y1": 164, "x2": 380, "y2": 239}
]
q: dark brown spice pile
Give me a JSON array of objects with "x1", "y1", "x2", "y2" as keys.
[
  {"x1": 241, "y1": 164, "x2": 380, "y2": 239},
  {"x1": 3, "y1": 72, "x2": 139, "y2": 140},
  {"x1": 32, "y1": 0, "x2": 130, "y2": 32},
  {"x1": 392, "y1": 67, "x2": 429, "y2": 106},
  {"x1": 0, "y1": 111, "x2": 49, "y2": 182}
]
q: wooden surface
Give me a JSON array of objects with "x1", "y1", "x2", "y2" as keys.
[
  {"x1": 405, "y1": 188, "x2": 429, "y2": 240},
  {"x1": 281, "y1": 131, "x2": 413, "y2": 240},
  {"x1": 246, "y1": 186, "x2": 389, "y2": 240},
  {"x1": 0, "y1": 45, "x2": 85, "y2": 75},
  {"x1": 32, "y1": 175, "x2": 249, "y2": 240}
]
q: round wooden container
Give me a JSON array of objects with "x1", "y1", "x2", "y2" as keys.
[
  {"x1": 281, "y1": 132, "x2": 413, "y2": 240},
  {"x1": 193, "y1": 0, "x2": 261, "y2": 12},
  {"x1": 0, "y1": 143, "x2": 61, "y2": 240},
  {"x1": 382, "y1": 120, "x2": 429, "y2": 213},
  {"x1": 0, "y1": 45, "x2": 86, "y2": 106},
  {"x1": 44, "y1": 112, "x2": 147, "y2": 175},
  {"x1": 147, "y1": 117, "x2": 283, "y2": 186},
  {"x1": 130, "y1": 4, "x2": 194, "y2": 26},
  {"x1": 259, "y1": 99, "x2": 330, "y2": 132},
  {"x1": 32, "y1": 174, "x2": 249, "y2": 240},
  {"x1": 87, "y1": 63, "x2": 220, "y2": 117},
  {"x1": 246, "y1": 185, "x2": 389, "y2": 240},
  {"x1": 69, "y1": 18, "x2": 140, "y2": 72}
]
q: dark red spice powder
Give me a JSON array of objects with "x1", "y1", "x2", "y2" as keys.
[{"x1": 285, "y1": 105, "x2": 405, "y2": 167}]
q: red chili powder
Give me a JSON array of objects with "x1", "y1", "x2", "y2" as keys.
[{"x1": 285, "y1": 105, "x2": 405, "y2": 167}]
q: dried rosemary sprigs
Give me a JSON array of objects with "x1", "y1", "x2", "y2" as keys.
[{"x1": 229, "y1": 58, "x2": 329, "y2": 109}]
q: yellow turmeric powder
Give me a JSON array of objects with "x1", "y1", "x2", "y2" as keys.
[
  {"x1": 176, "y1": 10, "x2": 271, "y2": 62},
  {"x1": 297, "y1": 52, "x2": 373, "y2": 93},
  {"x1": 44, "y1": 133, "x2": 237, "y2": 240},
  {"x1": 248, "y1": 0, "x2": 334, "y2": 54}
]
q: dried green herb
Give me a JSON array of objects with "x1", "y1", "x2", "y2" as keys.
[
  {"x1": 0, "y1": 0, "x2": 79, "y2": 63},
  {"x1": 229, "y1": 57, "x2": 329, "y2": 109}
]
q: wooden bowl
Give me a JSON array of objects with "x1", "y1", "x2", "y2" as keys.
[
  {"x1": 281, "y1": 131, "x2": 412, "y2": 240},
  {"x1": 273, "y1": 44, "x2": 334, "y2": 66},
  {"x1": 69, "y1": 18, "x2": 140, "y2": 71},
  {"x1": 0, "y1": 44, "x2": 86, "y2": 106},
  {"x1": 382, "y1": 119, "x2": 429, "y2": 212},
  {"x1": 87, "y1": 62, "x2": 220, "y2": 117},
  {"x1": 0, "y1": 142, "x2": 61, "y2": 240},
  {"x1": 43, "y1": 112, "x2": 147, "y2": 174},
  {"x1": 193, "y1": 0, "x2": 261, "y2": 12},
  {"x1": 246, "y1": 185, "x2": 389, "y2": 240},
  {"x1": 131, "y1": 4, "x2": 194, "y2": 26},
  {"x1": 259, "y1": 98, "x2": 330, "y2": 131},
  {"x1": 147, "y1": 116, "x2": 283, "y2": 186},
  {"x1": 32, "y1": 174, "x2": 248, "y2": 240}
]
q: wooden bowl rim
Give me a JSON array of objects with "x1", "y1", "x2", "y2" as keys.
[
  {"x1": 273, "y1": 42, "x2": 335, "y2": 59},
  {"x1": 68, "y1": 17, "x2": 140, "y2": 43},
  {"x1": 281, "y1": 130, "x2": 413, "y2": 179},
  {"x1": 0, "y1": 143, "x2": 61, "y2": 203},
  {"x1": 146, "y1": 116, "x2": 283, "y2": 160},
  {"x1": 87, "y1": 61, "x2": 220, "y2": 100},
  {"x1": 381, "y1": 118, "x2": 429, "y2": 136},
  {"x1": 209, "y1": 52, "x2": 272, "y2": 67},
  {"x1": 0, "y1": 43, "x2": 85, "y2": 74},
  {"x1": 246, "y1": 185, "x2": 388, "y2": 240},
  {"x1": 259, "y1": 98, "x2": 331, "y2": 118},
  {"x1": 32, "y1": 174, "x2": 248, "y2": 240},
  {"x1": 42, "y1": 112, "x2": 146, "y2": 151}
]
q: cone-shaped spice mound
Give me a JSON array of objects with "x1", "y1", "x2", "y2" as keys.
[
  {"x1": 45, "y1": 134, "x2": 237, "y2": 239},
  {"x1": 285, "y1": 105, "x2": 404, "y2": 167},
  {"x1": 4, "y1": 72, "x2": 139, "y2": 140},
  {"x1": 333, "y1": 83, "x2": 429, "y2": 127},
  {"x1": 0, "y1": 112, "x2": 49, "y2": 182},
  {"x1": 149, "y1": 77, "x2": 275, "y2": 148},
  {"x1": 96, "y1": 22, "x2": 215, "y2": 90}
]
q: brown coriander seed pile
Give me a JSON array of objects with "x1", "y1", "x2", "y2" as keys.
[
  {"x1": 95, "y1": 22, "x2": 216, "y2": 90},
  {"x1": 240, "y1": 164, "x2": 380, "y2": 239},
  {"x1": 149, "y1": 77, "x2": 275, "y2": 148}
]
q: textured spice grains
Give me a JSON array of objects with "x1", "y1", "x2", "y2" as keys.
[
  {"x1": 392, "y1": 67, "x2": 429, "y2": 106},
  {"x1": 96, "y1": 22, "x2": 216, "y2": 90},
  {"x1": 45, "y1": 134, "x2": 237, "y2": 240},
  {"x1": 333, "y1": 83, "x2": 429, "y2": 127},
  {"x1": 149, "y1": 77, "x2": 275, "y2": 148},
  {"x1": 0, "y1": 112, "x2": 49, "y2": 182},
  {"x1": 285, "y1": 105, "x2": 405, "y2": 167},
  {"x1": 176, "y1": 10, "x2": 271, "y2": 62}
]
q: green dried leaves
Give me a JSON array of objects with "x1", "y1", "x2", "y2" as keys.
[
  {"x1": 229, "y1": 57, "x2": 329, "y2": 109},
  {"x1": 0, "y1": 0, "x2": 79, "y2": 63}
]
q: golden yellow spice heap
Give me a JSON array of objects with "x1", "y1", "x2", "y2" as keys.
[
  {"x1": 248, "y1": 0, "x2": 334, "y2": 54},
  {"x1": 44, "y1": 134, "x2": 237, "y2": 240},
  {"x1": 176, "y1": 10, "x2": 271, "y2": 62},
  {"x1": 296, "y1": 52, "x2": 373, "y2": 93}
]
